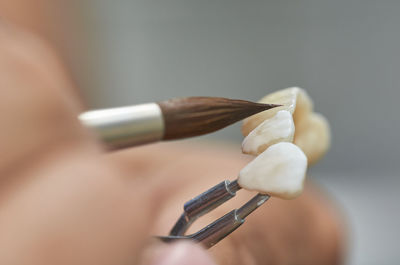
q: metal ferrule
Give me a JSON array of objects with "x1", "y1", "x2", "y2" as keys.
[{"x1": 79, "y1": 103, "x2": 164, "y2": 149}]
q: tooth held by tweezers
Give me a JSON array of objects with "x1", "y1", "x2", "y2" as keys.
[
  {"x1": 242, "y1": 110, "x2": 295, "y2": 156},
  {"x1": 238, "y1": 142, "x2": 307, "y2": 199}
]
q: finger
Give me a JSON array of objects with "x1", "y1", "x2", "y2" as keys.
[
  {"x1": 144, "y1": 242, "x2": 217, "y2": 265},
  {"x1": 0, "y1": 149, "x2": 175, "y2": 265},
  {"x1": 0, "y1": 23, "x2": 95, "y2": 176}
]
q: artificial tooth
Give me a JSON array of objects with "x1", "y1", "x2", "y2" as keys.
[
  {"x1": 242, "y1": 110, "x2": 295, "y2": 156},
  {"x1": 238, "y1": 142, "x2": 308, "y2": 199},
  {"x1": 294, "y1": 112, "x2": 331, "y2": 165}
]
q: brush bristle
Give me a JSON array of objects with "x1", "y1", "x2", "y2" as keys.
[{"x1": 157, "y1": 97, "x2": 280, "y2": 140}]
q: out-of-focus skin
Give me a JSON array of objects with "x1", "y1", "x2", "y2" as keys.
[{"x1": 0, "y1": 6, "x2": 344, "y2": 265}]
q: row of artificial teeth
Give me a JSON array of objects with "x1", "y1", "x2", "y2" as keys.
[{"x1": 237, "y1": 87, "x2": 330, "y2": 199}]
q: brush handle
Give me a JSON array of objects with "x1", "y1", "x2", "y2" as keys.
[{"x1": 79, "y1": 103, "x2": 164, "y2": 149}]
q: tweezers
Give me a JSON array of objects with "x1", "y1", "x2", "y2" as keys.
[{"x1": 157, "y1": 179, "x2": 270, "y2": 249}]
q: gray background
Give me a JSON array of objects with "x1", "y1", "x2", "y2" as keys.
[{"x1": 71, "y1": 1, "x2": 400, "y2": 264}]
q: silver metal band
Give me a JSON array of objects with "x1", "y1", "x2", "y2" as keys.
[{"x1": 79, "y1": 103, "x2": 164, "y2": 149}]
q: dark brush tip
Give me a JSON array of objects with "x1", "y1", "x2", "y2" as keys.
[
  {"x1": 262, "y1": 103, "x2": 282, "y2": 109},
  {"x1": 158, "y1": 97, "x2": 280, "y2": 140}
]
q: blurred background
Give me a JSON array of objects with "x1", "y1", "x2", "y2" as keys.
[{"x1": 3, "y1": 0, "x2": 399, "y2": 264}]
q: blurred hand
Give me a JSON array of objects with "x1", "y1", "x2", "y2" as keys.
[{"x1": 0, "y1": 25, "x2": 343, "y2": 265}]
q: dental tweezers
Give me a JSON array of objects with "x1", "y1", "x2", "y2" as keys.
[{"x1": 157, "y1": 180, "x2": 270, "y2": 249}]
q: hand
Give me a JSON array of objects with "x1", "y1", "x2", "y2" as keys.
[
  {"x1": 0, "y1": 25, "x2": 343, "y2": 265},
  {"x1": 117, "y1": 144, "x2": 344, "y2": 265}
]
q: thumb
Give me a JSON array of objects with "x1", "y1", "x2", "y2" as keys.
[{"x1": 146, "y1": 242, "x2": 217, "y2": 265}]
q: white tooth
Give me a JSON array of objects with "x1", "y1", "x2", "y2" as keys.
[
  {"x1": 242, "y1": 110, "x2": 295, "y2": 156},
  {"x1": 292, "y1": 88, "x2": 313, "y2": 125},
  {"x1": 294, "y1": 112, "x2": 331, "y2": 165},
  {"x1": 241, "y1": 87, "x2": 313, "y2": 136},
  {"x1": 238, "y1": 142, "x2": 308, "y2": 199}
]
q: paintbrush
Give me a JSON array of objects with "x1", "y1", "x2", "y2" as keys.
[{"x1": 79, "y1": 97, "x2": 280, "y2": 149}]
